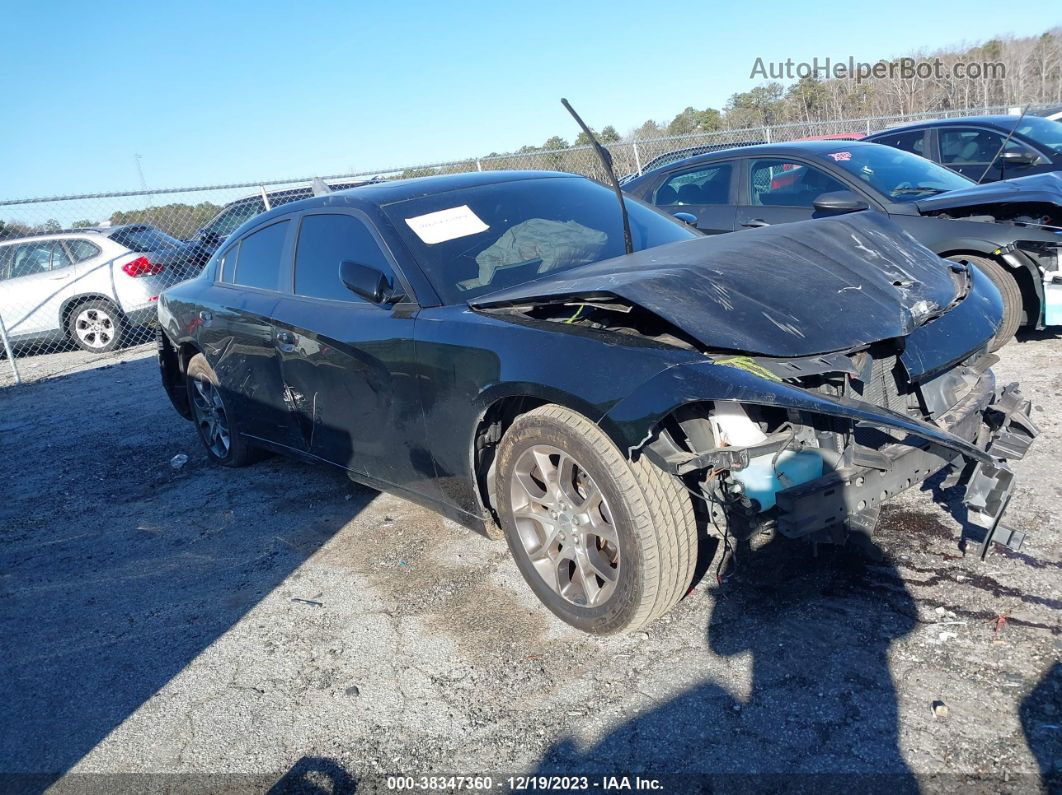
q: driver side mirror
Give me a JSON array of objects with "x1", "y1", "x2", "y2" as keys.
[
  {"x1": 813, "y1": 190, "x2": 870, "y2": 216},
  {"x1": 340, "y1": 260, "x2": 401, "y2": 304},
  {"x1": 1000, "y1": 149, "x2": 1037, "y2": 166}
]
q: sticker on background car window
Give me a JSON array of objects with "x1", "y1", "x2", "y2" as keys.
[
  {"x1": 405, "y1": 205, "x2": 489, "y2": 245},
  {"x1": 827, "y1": 151, "x2": 852, "y2": 161}
]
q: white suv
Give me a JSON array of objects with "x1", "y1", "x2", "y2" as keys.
[{"x1": 0, "y1": 226, "x2": 185, "y2": 354}]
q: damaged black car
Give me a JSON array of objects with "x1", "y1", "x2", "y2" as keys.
[{"x1": 157, "y1": 171, "x2": 1039, "y2": 634}]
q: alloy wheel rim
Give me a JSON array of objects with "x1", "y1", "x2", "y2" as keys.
[
  {"x1": 74, "y1": 308, "x2": 115, "y2": 349},
  {"x1": 509, "y1": 444, "x2": 620, "y2": 607},
  {"x1": 190, "y1": 377, "x2": 231, "y2": 459}
]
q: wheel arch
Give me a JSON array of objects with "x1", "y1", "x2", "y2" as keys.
[
  {"x1": 158, "y1": 331, "x2": 200, "y2": 420},
  {"x1": 469, "y1": 383, "x2": 617, "y2": 533},
  {"x1": 935, "y1": 243, "x2": 1042, "y2": 328}
]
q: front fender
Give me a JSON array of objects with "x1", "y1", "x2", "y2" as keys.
[{"x1": 599, "y1": 359, "x2": 993, "y2": 465}]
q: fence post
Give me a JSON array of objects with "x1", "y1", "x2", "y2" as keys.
[
  {"x1": 0, "y1": 311, "x2": 21, "y2": 385},
  {"x1": 476, "y1": 159, "x2": 482, "y2": 172},
  {"x1": 763, "y1": 126, "x2": 771, "y2": 143},
  {"x1": 632, "y1": 141, "x2": 642, "y2": 175},
  {"x1": 866, "y1": 119, "x2": 871, "y2": 135}
]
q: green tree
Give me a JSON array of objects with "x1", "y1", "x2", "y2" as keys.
[
  {"x1": 633, "y1": 119, "x2": 664, "y2": 140},
  {"x1": 542, "y1": 135, "x2": 569, "y2": 150},
  {"x1": 71, "y1": 218, "x2": 98, "y2": 228},
  {"x1": 666, "y1": 106, "x2": 702, "y2": 135},
  {"x1": 599, "y1": 125, "x2": 621, "y2": 143}
]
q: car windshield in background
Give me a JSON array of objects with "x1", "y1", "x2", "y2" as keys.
[
  {"x1": 827, "y1": 146, "x2": 973, "y2": 201},
  {"x1": 1015, "y1": 116, "x2": 1062, "y2": 153},
  {"x1": 384, "y1": 176, "x2": 697, "y2": 303},
  {"x1": 108, "y1": 226, "x2": 181, "y2": 252}
]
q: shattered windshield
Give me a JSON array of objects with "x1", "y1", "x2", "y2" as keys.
[
  {"x1": 828, "y1": 145, "x2": 973, "y2": 201},
  {"x1": 384, "y1": 176, "x2": 697, "y2": 303}
]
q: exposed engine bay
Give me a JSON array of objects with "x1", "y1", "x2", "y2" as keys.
[
  {"x1": 926, "y1": 201, "x2": 1060, "y2": 229},
  {"x1": 637, "y1": 347, "x2": 1040, "y2": 558}
]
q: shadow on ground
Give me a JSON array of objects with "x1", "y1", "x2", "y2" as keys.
[
  {"x1": 1021, "y1": 661, "x2": 1062, "y2": 791},
  {"x1": 536, "y1": 532, "x2": 922, "y2": 789},
  {"x1": 0, "y1": 357, "x2": 374, "y2": 790}
]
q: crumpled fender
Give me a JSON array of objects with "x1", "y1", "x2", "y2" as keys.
[
  {"x1": 900, "y1": 263, "x2": 1002, "y2": 382},
  {"x1": 598, "y1": 358, "x2": 993, "y2": 465}
]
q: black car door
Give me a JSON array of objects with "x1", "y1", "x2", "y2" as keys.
[
  {"x1": 644, "y1": 161, "x2": 737, "y2": 234},
  {"x1": 735, "y1": 157, "x2": 852, "y2": 229},
  {"x1": 198, "y1": 218, "x2": 305, "y2": 448},
  {"x1": 269, "y1": 209, "x2": 424, "y2": 489}
]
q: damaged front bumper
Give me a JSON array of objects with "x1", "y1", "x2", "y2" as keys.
[{"x1": 774, "y1": 376, "x2": 1040, "y2": 556}]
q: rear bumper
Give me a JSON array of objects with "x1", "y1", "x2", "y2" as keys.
[{"x1": 775, "y1": 373, "x2": 1040, "y2": 554}]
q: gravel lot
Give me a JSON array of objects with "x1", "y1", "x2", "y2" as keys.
[{"x1": 0, "y1": 333, "x2": 1059, "y2": 793}]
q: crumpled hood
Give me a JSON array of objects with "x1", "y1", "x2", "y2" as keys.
[
  {"x1": 915, "y1": 171, "x2": 1062, "y2": 214},
  {"x1": 472, "y1": 212, "x2": 961, "y2": 357}
]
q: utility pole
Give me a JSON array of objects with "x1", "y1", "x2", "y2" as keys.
[{"x1": 134, "y1": 154, "x2": 150, "y2": 208}]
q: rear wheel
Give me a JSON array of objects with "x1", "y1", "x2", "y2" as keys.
[
  {"x1": 67, "y1": 299, "x2": 125, "y2": 353},
  {"x1": 948, "y1": 254, "x2": 1023, "y2": 351},
  {"x1": 185, "y1": 353, "x2": 258, "y2": 467},
  {"x1": 496, "y1": 405, "x2": 697, "y2": 635}
]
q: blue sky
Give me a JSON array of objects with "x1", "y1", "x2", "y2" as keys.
[{"x1": 2, "y1": 0, "x2": 1059, "y2": 198}]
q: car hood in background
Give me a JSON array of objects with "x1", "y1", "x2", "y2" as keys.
[
  {"x1": 472, "y1": 212, "x2": 961, "y2": 358},
  {"x1": 915, "y1": 171, "x2": 1062, "y2": 213}
]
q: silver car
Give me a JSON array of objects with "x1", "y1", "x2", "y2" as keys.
[{"x1": 0, "y1": 226, "x2": 185, "y2": 354}]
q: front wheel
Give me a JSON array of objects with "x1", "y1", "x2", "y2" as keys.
[
  {"x1": 496, "y1": 405, "x2": 697, "y2": 635},
  {"x1": 948, "y1": 254, "x2": 1023, "y2": 351},
  {"x1": 185, "y1": 353, "x2": 259, "y2": 467}
]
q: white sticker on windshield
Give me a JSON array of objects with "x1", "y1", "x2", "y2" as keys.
[{"x1": 405, "y1": 205, "x2": 489, "y2": 244}]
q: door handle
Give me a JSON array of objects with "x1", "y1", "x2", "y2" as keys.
[{"x1": 742, "y1": 219, "x2": 770, "y2": 228}]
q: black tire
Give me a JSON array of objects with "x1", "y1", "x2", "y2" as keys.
[
  {"x1": 495, "y1": 405, "x2": 697, "y2": 635},
  {"x1": 185, "y1": 353, "x2": 259, "y2": 467},
  {"x1": 66, "y1": 299, "x2": 125, "y2": 354},
  {"x1": 948, "y1": 254, "x2": 1023, "y2": 351}
]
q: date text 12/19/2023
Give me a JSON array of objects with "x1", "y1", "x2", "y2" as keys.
[{"x1": 386, "y1": 775, "x2": 665, "y2": 791}]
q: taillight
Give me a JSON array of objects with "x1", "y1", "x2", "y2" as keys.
[{"x1": 122, "y1": 256, "x2": 164, "y2": 277}]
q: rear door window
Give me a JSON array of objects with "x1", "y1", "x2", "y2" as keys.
[
  {"x1": 653, "y1": 163, "x2": 733, "y2": 206},
  {"x1": 232, "y1": 221, "x2": 290, "y2": 291},
  {"x1": 869, "y1": 129, "x2": 927, "y2": 156},
  {"x1": 749, "y1": 160, "x2": 847, "y2": 206},
  {"x1": 294, "y1": 213, "x2": 396, "y2": 302},
  {"x1": 66, "y1": 239, "x2": 101, "y2": 262}
]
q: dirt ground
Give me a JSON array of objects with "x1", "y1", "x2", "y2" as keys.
[{"x1": 0, "y1": 333, "x2": 1058, "y2": 793}]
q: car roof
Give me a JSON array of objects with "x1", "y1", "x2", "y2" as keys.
[
  {"x1": 0, "y1": 229, "x2": 119, "y2": 244},
  {"x1": 635, "y1": 140, "x2": 879, "y2": 176},
  {"x1": 869, "y1": 115, "x2": 1029, "y2": 135},
  {"x1": 243, "y1": 170, "x2": 580, "y2": 226}
]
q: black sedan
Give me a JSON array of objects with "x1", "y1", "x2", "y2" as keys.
[
  {"x1": 864, "y1": 114, "x2": 1062, "y2": 182},
  {"x1": 621, "y1": 141, "x2": 1062, "y2": 349},
  {"x1": 157, "y1": 171, "x2": 1037, "y2": 634}
]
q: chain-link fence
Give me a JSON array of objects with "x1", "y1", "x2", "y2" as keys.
[{"x1": 0, "y1": 103, "x2": 1046, "y2": 386}]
